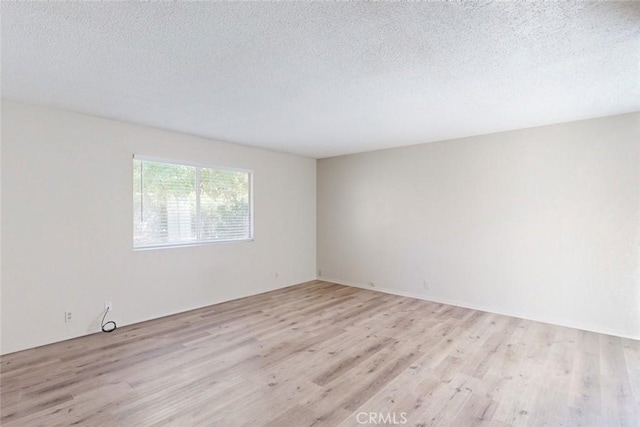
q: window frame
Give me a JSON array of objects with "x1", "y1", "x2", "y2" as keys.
[{"x1": 133, "y1": 155, "x2": 254, "y2": 250}]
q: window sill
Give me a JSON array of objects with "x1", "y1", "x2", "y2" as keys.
[{"x1": 133, "y1": 238, "x2": 254, "y2": 251}]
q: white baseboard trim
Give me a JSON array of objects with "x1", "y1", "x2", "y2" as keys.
[
  {"x1": 0, "y1": 279, "x2": 316, "y2": 355},
  {"x1": 320, "y1": 277, "x2": 640, "y2": 341}
]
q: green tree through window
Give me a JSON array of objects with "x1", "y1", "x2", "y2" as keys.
[{"x1": 133, "y1": 158, "x2": 251, "y2": 248}]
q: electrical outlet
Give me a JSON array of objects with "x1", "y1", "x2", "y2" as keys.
[
  {"x1": 65, "y1": 311, "x2": 73, "y2": 322},
  {"x1": 369, "y1": 282, "x2": 375, "y2": 287},
  {"x1": 275, "y1": 272, "x2": 279, "y2": 279},
  {"x1": 318, "y1": 270, "x2": 322, "y2": 277},
  {"x1": 105, "y1": 301, "x2": 112, "y2": 312},
  {"x1": 423, "y1": 279, "x2": 430, "y2": 290}
]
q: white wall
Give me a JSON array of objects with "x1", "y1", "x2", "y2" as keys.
[
  {"x1": 318, "y1": 113, "x2": 640, "y2": 339},
  {"x1": 2, "y1": 102, "x2": 638, "y2": 354},
  {"x1": 0, "y1": 100, "x2": 317, "y2": 354}
]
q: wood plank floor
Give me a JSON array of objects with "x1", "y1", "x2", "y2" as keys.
[{"x1": 1, "y1": 280, "x2": 639, "y2": 426}]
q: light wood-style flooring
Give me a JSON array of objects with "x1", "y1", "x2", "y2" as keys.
[{"x1": 1, "y1": 280, "x2": 639, "y2": 426}]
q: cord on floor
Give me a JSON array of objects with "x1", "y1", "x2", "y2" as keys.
[{"x1": 101, "y1": 307, "x2": 117, "y2": 333}]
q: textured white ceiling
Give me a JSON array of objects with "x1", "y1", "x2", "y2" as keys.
[{"x1": 2, "y1": 2, "x2": 639, "y2": 158}]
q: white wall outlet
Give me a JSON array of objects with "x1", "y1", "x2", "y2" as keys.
[
  {"x1": 423, "y1": 280, "x2": 430, "y2": 290},
  {"x1": 369, "y1": 281, "x2": 375, "y2": 287},
  {"x1": 275, "y1": 272, "x2": 279, "y2": 279},
  {"x1": 105, "y1": 301, "x2": 112, "y2": 312},
  {"x1": 318, "y1": 270, "x2": 322, "y2": 277},
  {"x1": 65, "y1": 311, "x2": 73, "y2": 322}
]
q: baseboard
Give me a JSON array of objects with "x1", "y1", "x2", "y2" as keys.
[
  {"x1": 0, "y1": 279, "x2": 318, "y2": 355},
  {"x1": 320, "y1": 277, "x2": 640, "y2": 341}
]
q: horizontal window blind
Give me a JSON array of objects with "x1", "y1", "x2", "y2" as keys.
[{"x1": 133, "y1": 157, "x2": 252, "y2": 248}]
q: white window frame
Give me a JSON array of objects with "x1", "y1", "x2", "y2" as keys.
[{"x1": 133, "y1": 155, "x2": 254, "y2": 250}]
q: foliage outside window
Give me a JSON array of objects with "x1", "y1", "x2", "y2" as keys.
[{"x1": 133, "y1": 157, "x2": 252, "y2": 248}]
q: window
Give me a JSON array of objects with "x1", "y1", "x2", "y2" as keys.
[{"x1": 133, "y1": 157, "x2": 252, "y2": 248}]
